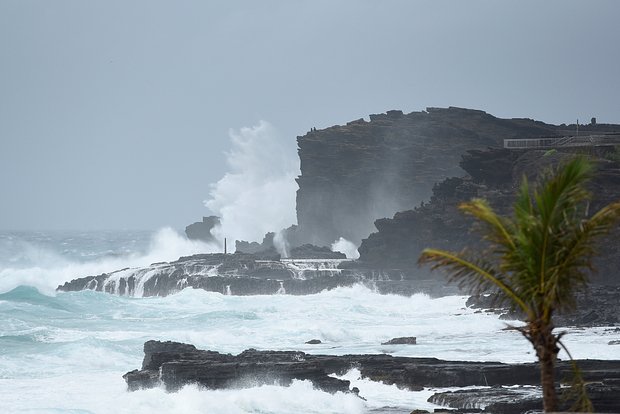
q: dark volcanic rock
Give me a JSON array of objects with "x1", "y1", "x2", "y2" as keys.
[
  {"x1": 290, "y1": 244, "x2": 346, "y2": 259},
  {"x1": 466, "y1": 285, "x2": 620, "y2": 327},
  {"x1": 185, "y1": 216, "x2": 221, "y2": 244},
  {"x1": 381, "y1": 337, "x2": 417, "y2": 345},
  {"x1": 236, "y1": 232, "x2": 344, "y2": 259},
  {"x1": 428, "y1": 386, "x2": 542, "y2": 414},
  {"x1": 357, "y1": 148, "x2": 620, "y2": 287},
  {"x1": 428, "y1": 380, "x2": 620, "y2": 414},
  {"x1": 235, "y1": 232, "x2": 278, "y2": 255},
  {"x1": 57, "y1": 251, "x2": 464, "y2": 297},
  {"x1": 295, "y1": 107, "x2": 620, "y2": 246},
  {"x1": 57, "y1": 253, "x2": 371, "y2": 297},
  {"x1": 125, "y1": 340, "x2": 620, "y2": 413},
  {"x1": 125, "y1": 340, "x2": 351, "y2": 393}
]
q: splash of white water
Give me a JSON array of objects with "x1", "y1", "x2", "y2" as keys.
[
  {"x1": 273, "y1": 230, "x2": 290, "y2": 258},
  {"x1": 204, "y1": 121, "x2": 299, "y2": 244},
  {"x1": 331, "y1": 237, "x2": 360, "y2": 259},
  {"x1": 0, "y1": 227, "x2": 218, "y2": 295}
]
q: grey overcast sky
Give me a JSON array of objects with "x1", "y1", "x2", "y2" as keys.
[{"x1": 1, "y1": 0, "x2": 619, "y2": 231}]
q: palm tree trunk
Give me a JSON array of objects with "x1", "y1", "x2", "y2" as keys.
[
  {"x1": 540, "y1": 347, "x2": 558, "y2": 412},
  {"x1": 536, "y1": 324, "x2": 559, "y2": 412}
]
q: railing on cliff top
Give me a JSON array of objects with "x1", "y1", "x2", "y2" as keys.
[{"x1": 504, "y1": 133, "x2": 620, "y2": 149}]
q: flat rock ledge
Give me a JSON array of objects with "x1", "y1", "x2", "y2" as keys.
[{"x1": 124, "y1": 341, "x2": 620, "y2": 413}]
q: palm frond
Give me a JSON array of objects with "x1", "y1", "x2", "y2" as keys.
[
  {"x1": 459, "y1": 199, "x2": 516, "y2": 250},
  {"x1": 545, "y1": 201, "x2": 620, "y2": 312},
  {"x1": 419, "y1": 248, "x2": 531, "y2": 317}
]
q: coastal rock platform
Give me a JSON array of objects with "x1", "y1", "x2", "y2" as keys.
[
  {"x1": 56, "y1": 253, "x2": 459, "y2": 297},
  {"x1": 125, "y1": 341, "x2": 620, "y2": 413}
]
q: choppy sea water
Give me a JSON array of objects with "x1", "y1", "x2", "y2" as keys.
[{"x1": 1, "y1": 230, "x2": 619, "y2": 414}]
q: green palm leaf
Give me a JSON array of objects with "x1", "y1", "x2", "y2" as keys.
[{"x1": 418, "y1": 156, "x2": 620, "y2": 412}]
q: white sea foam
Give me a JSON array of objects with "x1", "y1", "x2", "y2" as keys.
[
  {"x1": 0, "y1": 227, "x2": 218, "y2": 295},
  {"x1": 331, "y1": 237, "x2": 360, "y2": 259},
  {"x1": 204, "y1": 121, "x2": 300, "y2": 244},
  {"x1": 1, "y1": 284, "x2": 619, "y2": 413},
  {"x1": 1, "y1": 232, "x2": 619, "y2": 414}
]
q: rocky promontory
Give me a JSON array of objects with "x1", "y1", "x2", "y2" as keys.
[
  {"x1": 294, "y1": 107, "x2": 618, "y2": 247},
  {"x1": 56, "y1": 252, "x2": 457, "y2": 297},
  {"x1": 185, "y1": 216, "x2": 221, "y2": 244},
  {"x1": 356, "y1": 148, "x2": 620, "y2": 287},
  {"x1": 124, "y1": 340, "x2": 620, "y2": 414}
]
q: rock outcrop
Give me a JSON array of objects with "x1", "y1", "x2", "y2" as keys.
[
  {"x1": 124, "y1": 341, "x2": 620, "y2": 414},
  {"x1": 125, "y1": 341, "x2": 352, "y2": 394},
  {"x1": 185, "y1": 216, "x2": 220, "y2": 244},
  {"x1": 467, "y1": 285, "x2": 620, "y2": 327},
  {"x1": 235, "y1": 232, "x2": 278, "y2": 255},
  {"x1": 236, "y1": 233, "x2": 346, "y2": 259},
  {"x1": 429, "y1": 381, "x2": 620, "y2": 414},
  {"x1": 294, "y1": 107, "x2": 618, "y2": 247},
  {"x1": 381, "y1": 336, "x2": 417, "y2": 345},
  {"x1": 56, "y1": 252, "x2": 456, "y2": 297},
  {"x1": 356, "y1": 148, "x2": 620, "y2": 286}
]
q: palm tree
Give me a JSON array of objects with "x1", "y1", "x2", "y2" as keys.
[{"x1": 419, "y1": 157, "x2": 620, "y2": 412}]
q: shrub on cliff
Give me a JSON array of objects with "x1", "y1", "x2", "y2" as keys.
[{"x1": 419, "y1": 157, "x2": 620, "y2": 412}]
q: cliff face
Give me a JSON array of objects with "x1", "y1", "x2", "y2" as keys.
[
  {"x1": 295, "y1": 107, "x2": 572, "y2": 246},
  {"x1": 356, "y1": 148, "x2": 620, "y2": 285}
]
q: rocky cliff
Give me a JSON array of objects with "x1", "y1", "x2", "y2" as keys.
[
  {"x1": 294, "y1": 107, "x2": 615, "y2": 247},
  {"x1": 356, "y1": 147, "x2": 620, "y2": 286}
]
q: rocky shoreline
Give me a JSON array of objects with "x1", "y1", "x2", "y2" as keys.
[
  {"x1": 466, "y1": 285, "x2": 620, "y2": 328},
  {"x1": 56, "y1": 252, "x2": 459, "y2": 297},
  {"x1": 124, "y1": 340, "x2": 620, "y2": 414}
]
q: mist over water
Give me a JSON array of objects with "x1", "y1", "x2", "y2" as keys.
[{"x1": 204, "y1": 121, "x2": 300, "y2": 245}]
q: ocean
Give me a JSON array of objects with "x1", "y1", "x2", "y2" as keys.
[{"x1": 1, "y1": 229, "x2": 618, "y2": 414}]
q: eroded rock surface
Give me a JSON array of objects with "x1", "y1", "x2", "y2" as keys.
[
  {"x1": 357, "y1": 148, "x2": 620, "y2": 287},
  {"x1": 56, "y1": 252, "x2": 458, "y2": 297},
  {"x1": 466, "y1": 285, "x2": 620, "y2": 327},
  {"x1": 295, "y1": 107, "x2": 619, "y2": 247},
  {"x1": 125, "y1": 341, "x2": 620, "y2": 414}
]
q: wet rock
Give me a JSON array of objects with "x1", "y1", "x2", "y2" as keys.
[
  {"x1": 382, "y1": 337, "x2": 417, "y2": 345},
  {"x1": 429, "y1": 387, "x2": 541, "y2": 414},
  {"x1": 125, "y1": 340, "x2": 620, "y2": 407},
  {"x1": 56, "y1": 251, "x2": 463, "y2": 297},
  {"x1": 290, "y1": 244, "x2": 345, "y2": 259},
  {"x1": 236, "y1": 234, "x2": 346, "y2": 260},
  {"x1": 185, "y1": 216, "x2": 220, "y2": 243},
  {"x1": 127, "y1": 341, "x2": 351, "y2": 394},
  {"x1": 466, "y1": 285, "x2": 620, "y2": 328},
  {"x1": 428, "y1": 380, "x2": 620, "y2": 414},
  {"x1": 236, "y1": 232, "x2": 279, "y2": 255}
]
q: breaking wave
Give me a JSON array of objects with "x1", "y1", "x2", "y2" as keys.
[
  {"x1": 204, "y1": 121, "x2": 300, "y2": 244},
  {"x1": 0, "y1": 228, "x2": 218, "y2": 295}
]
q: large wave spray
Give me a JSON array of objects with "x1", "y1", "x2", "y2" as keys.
[
  {"x1": 0, "y1": 228, "x2": 219, "y2": 295},
  {"x1": 204, "y1": 121, "x2": 300, "y2": 245}
]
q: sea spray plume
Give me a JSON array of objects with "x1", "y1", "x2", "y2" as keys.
[
  {"x1": 331, "y1": 237, "x2": 360, "y2": 259},
  {"x1": 273, "y1": 230, "x2": 290, "y2": 258},
  {"x1": 204, "y1": 121, "x2": 300, "y2": 244},
  {"x1": 419, "y1": 157, "x2": 620, "y2": 412}
]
